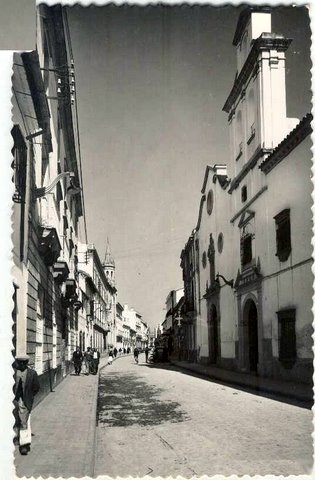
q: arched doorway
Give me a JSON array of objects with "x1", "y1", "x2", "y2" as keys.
[
  {"x1": 244, "y1": 299, "x2": 259, "y2": 372},
  {"x1": 208, "y1": 303, "x2": 219, "y2": 364}
]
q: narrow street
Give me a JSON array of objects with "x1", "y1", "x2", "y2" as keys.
[{"x1": 95, "y1": 355, "x2": 312, "y2": 477}]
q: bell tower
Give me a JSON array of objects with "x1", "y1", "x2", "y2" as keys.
[
  {"x1": 102, "y1": 238, "x2": 115, "y2": 285},
  {"x1": 223, "y1": 7, "x2": 298, "y2": 183}
]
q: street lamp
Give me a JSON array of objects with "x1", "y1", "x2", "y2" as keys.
[{"x1": 35, "y1": 171, "x2": 81, "y2": 198}]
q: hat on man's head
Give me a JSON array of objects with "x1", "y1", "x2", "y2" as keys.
[{"x1": 15, "y1": 354, "x2": 30, "y2": 362}]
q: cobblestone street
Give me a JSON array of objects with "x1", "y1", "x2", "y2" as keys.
[{"x1": 95, "y1": 355, "x2": 313, "y2": 477}]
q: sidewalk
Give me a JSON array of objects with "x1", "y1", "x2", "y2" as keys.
[
  {"x1": 170, "y1": 360, "x2": 313, "y2": 405},
  {"x1": 14, "y1": 353, "x2": 125, "y2": 478}
]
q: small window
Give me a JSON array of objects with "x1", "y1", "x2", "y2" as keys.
[
  {"x1": 277, "y1": 309, "x2": 296, "y2": 368},
  {"x1": 274, "y1": 209, "x2": 291, "y2": 262},
  {"x1": 202, "y1": 251, "x2": 207, "y2": 269},
  {"x1": 241, "y1": 186, "x2": 247, "y2": 203},
  {"x1": 241, "y1": 234, "x2": 252, "y2": 267}
]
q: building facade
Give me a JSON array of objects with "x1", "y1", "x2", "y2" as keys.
[
  {"x1": 180, "y1": 7, "x2": 313, "y2": 392},
  {"x1": 12, "y1": 4, "x2": 86, "y2": 401},
  {"x1": 77, "y1": 242, "x2": 116, "y2": 352}
]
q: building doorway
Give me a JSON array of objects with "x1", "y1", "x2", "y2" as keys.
[
  {"x1": 244, "y1": 299, "x2": 259, "y2": 372},
  {"x1": 208, "y1": 303, "x2": 219, "y2": 364}
]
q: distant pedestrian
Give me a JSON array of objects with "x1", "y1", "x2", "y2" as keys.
[
  {"x1": 72, "y1": 347, "x2": 83, "y2": 375},
  {"x1": 127, "y1": 347, "x2": 130, "y2": 354},
  {"x1": 108, "y1": 350, "x2": 113, "y2": 365},
  {"x1": 145, "y1": 346, "x2": 149, "y2": 363},
  {"x1": 123, "y1": 348, "x2": 126, "y2": 354},
  {"x1": 119, "y1": 348, "x2": 122, "y2": 355},
  {"x1": 133, "y1": 347, "x2": 139, "y2": 364},
  {"x1": 113, "y1": 347, "x2": 118, "y2": 358},
  {"x1": 13, "y1": 355, "x2": 40, "y2": 455}
]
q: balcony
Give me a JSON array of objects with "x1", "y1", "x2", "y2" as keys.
[
  {"x1": 38, "y1": 226, "x2": 62, "y2": 267},
  {"x1": 64, "y1": 278, "x2": 77, "y2": 299},
  {"x1": 52, "y1": 260, "x2": 69, "y2": 284}
]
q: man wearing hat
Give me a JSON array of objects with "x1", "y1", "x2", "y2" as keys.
[{"x1": 13, "y1": 355, "x2": 40, "y2": 455}]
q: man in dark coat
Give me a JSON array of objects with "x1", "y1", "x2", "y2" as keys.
[
  {"x1": 13, "y1": 355, "x2": 40, "y2": 455},
  {"x1": 72, "y1": 347, "x2": 83, "y2": 375}
]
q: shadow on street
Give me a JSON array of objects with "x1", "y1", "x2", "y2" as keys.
[{"x1": 137, "y1": 361, "x2": 313, "y2": 410}]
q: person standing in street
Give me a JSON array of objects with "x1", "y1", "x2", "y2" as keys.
[
  {"x1": 72, "y1": 346, "x2": 83, "y2": 375},
  {"x1": 113, "y1": 347, "x2": 118, "y2": 358},
  {"x1": 108, "y1": 349, "x2": 113, "y2": 365},
  {"x1": 92, "y1": 348, "x2": 100, "y2": 374},
  {"x1": 133, "y1": 347, "x2": 139, "y2": 364},
  {"x1": 13, "y1": 355, "x2": 40, "y2": 455},
  {"x1": 145, "y1": 345, "x2": 150, "y2": 363}
]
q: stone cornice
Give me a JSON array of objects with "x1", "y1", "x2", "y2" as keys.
[
  {"x1": 228, "y1": 147, "x2": 272, "y2": 193},
  {"x1": 201, "y1": 166, "x2": 215, "y2": 194},
  {"x1": 230, "y1": 186, "x2": 267, "y2": 224},
  {"x1": 195, "y1": 194, "x2": 206, "y2": 232},
  {"x1": 260, "y1": 113, "x2": 313, "y2": 174},
  {"x1": 232, "y1": 7, "x2": 272, "y2": 46},
  {"x1": 223, "y1": 34, "x2": 292, "y2": 114}
]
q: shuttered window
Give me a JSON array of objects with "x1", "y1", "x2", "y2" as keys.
[
  {"x1": 274, "y1": 209, "x2": 291, "y2": 262},
  {"x1": 277, "y1": 309, "x2": 296, "y2": 368}
]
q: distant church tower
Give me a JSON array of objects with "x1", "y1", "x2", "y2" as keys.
[{"x1": 103, "y1": 238, "x2": 115, "y2": 285}]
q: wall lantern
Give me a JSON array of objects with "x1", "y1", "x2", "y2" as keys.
[
  {"x1": 216, "y1": 273, "x2": 234, "y2": 289},
  {"x1": 35, "y1": 171, "x2": 76, "y2": 198}
]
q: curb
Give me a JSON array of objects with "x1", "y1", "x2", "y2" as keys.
[{"x1": 170, "y1": 360, "x2": 313, "y2": 405}]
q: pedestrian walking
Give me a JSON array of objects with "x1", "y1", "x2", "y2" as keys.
[
  {"x1": 123, "y1": 348, "x2": 126, "y2": 354},
  {"x1": 127, "y1": 347, "x2": 130, "y2": 354},
  {"x1": 145, "y1": 345, "x2": 149, "y2": 363},
  {"x1": 133, "y1": 347, "x2": 139, "y2": 364},
  {"x1": 113, "y1": 347, "x2": 118, "y2": 358},
  {"x1": 13, "y1": 355, "x2": 40, "y2": 455},
  {"x1": 86, "y1": 347, "x2": 94, "y2": 374},
  {"x1": 72, "y1": 346, "x2": 83, "y2": 375},
  {"x1": 108, "y1": 349, "x2": 113, "y2": 365},
  {"x1": 81, "y1": 352, "x2": 88, "y2": 375},
  {"x1": 119, "y1": 347, "x2": 122, "y2": 355},
  {"x1": 92, "y1": 348, "x2": 100, "y2": 374}
]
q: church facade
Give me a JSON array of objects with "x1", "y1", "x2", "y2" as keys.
[{"x1": 180, "y1": 8, "x2": 313, "y2": 390}]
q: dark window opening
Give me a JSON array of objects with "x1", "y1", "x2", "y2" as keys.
[
  {"x1": 11, "y1": 125, "x2": 27, "y2": 203},
  {"x1": 241, "y1": 234, "x2": 252, "y2": 267},
  {"x1": 277, "y1": 309, "x2": 296, "y2": 368},
  {"x1": 274, "y1": 209, "x2": 291, "y2": 262},
  {"x1": 241, "y1": 185, "x2": 247, "y2": 203}
]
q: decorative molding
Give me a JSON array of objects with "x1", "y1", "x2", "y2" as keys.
[
  {"x1": 195, "y1": 195, "x2": 206, "y2": 232},
  {"x1": 234, "y1": 261, "x2": 262, "y2": 291},
  {"x1": 260, "y1": 113, "x2": 312, "y2": 174},
  {"x1": 238, "y1": 209, "x2": 255, "y2": 228},
  {"x1": 230, "y1": 186, "x2": 267, "y2": 223},
  {"x1": 228, "y1": 147, "x2": 272, "y2": 193},
  {"x1": 232, "y1": 7, "x2": 272, "y2": 46},
  {"x1": 223, "y1": 34, "x2": 292, "y2": 114}
]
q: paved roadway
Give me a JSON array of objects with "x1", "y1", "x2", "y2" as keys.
[{"x1": 94, "y1": 354, "x2": 313, "y2": 477}]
